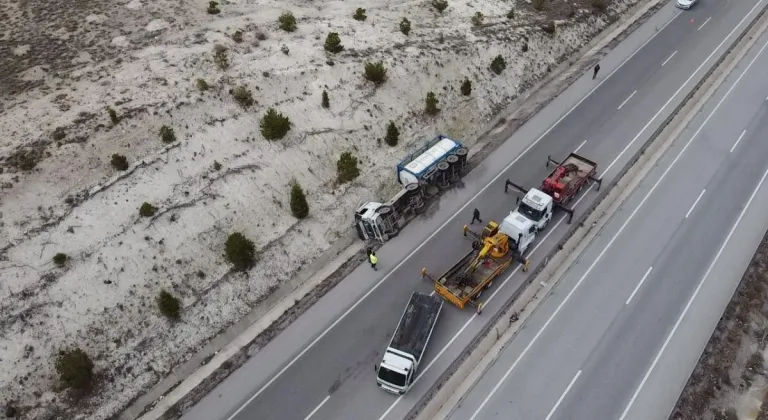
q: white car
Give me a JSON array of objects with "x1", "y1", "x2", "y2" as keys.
[{"x1": 676, "y1": 0, "x2": 698, "y2": 9}]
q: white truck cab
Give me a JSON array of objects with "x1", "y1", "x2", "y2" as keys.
[
  {"x1": 515, "y1": 188, "x2": 554, "y2": 232},
  {"x1": 499, "y1": 211, "x2": 537, "y2": 255},
  {"x1": 376, "y1": 350, "x2": 415, "y2": 395}
]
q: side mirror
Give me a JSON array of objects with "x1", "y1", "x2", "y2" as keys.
[
  {"x1": 374, "y1": 364, "x2": 378, "y2": 372},
  {"x1": 516, "y1": 197, "x2": 520, "y2": 204}
]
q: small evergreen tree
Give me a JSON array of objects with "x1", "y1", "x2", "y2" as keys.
[
  {"x1": 111, "y1": 154, "x2": 129, "y2": 171},
  {"x1": 353, "y1": 8, "x2": 367, "y2": 21},
  {"x1": 337, "y1": 152, "x2": 360, "y2": 184},
  {"x1": 384, "y1": 121, "x2": 399, "y2": 147},
  {"x1": 225, "y1": 232, "x2": 256, "y2": 271},
  {"x1": 506, "y1": 8, "x2": 515, "y2": 19},
  {"x1": 207, "y1": 1, "x2": 220, "y2": 14},
  {"x1": 400, "y1": 18, "x2": 411, "y2": 35},
  {"x1": 159, "y1": 125, "x2": 176, "y2": 143},
  {"x1": 157, "y1": 289, "x2": 181, "y2": 319},
  {"x1": 139, "y1": 202, "x2": 156, "y2": 217},
  {"x1": 432, "y1": 0, "x2": 449, "y2": 12},
  {"x1": 290, "y1": 182, "x2": 309, "y2": 219},
  {"x1": 542, "y1": 20, "x2": 556, "y2": 35},
  {"x1": 260, "y1": 108, "x2": 291, "y2": 140},
  {"x1": 106, "y1": 107, "x2": 119, "y2": 124},
  {"x1": 278, "y1": 12, "x2": 297, "y2": 32},
  {"x1": 490, "y1": 55, "x2": 506, "y2": 75},
  {"x1": 324, "y1": 32, "x2": 344, "y2": 53},
  {"x1": 53, "y1": 253, "x2": 68, "y2": 266},
  {"x1": 471, "y1": 11, "x2": 484, "y2": 26},
  {"x1": 364, "y1": 61, "x2": 387, "y2": 86},
  {"x1": 196, "y1": 78, "x2": 209, "y2": 91},
  {"x1": 321, "y1": 90, "x2": 330, "y2": 108},
  {"x1": 533, "y1": 0, "x2": 545, "y2": 10},
  {"x1": 592, "y1": 0, "x2": 607, "y2": 12},
  {"x1": 56, "y1": 348, "x2": 94, "y2": 390},
  {"x1": 460, "y1": 78, "x2": 472, "y2": 96},
  {"x1": 425, "y1": 92, "x2": 439, "y2": 115}
]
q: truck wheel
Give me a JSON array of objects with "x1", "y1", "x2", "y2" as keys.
[{"x1": 484, "y1": 281, "x2": 493, "y2": 290}]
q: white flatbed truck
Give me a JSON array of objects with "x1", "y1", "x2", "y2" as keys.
[{"x1": 375, "y1": 292, "x2": 443, "y2": 395}]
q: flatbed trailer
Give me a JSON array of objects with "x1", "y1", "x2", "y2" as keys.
[
  {"x1": 421, "y1": 247, "x2": 528, "y2": 314},
  {"x1": 504, "y1": 152, "x2": 602, "y2": 223}
]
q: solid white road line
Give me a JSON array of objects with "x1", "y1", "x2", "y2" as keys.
[
  {"x1": 626, "y1": 267, "x2": 653, "y2": 305},
  {"x1": 544, "y1": 370, "x2": 582, "y2": 420},
  {"x1": 601, "y1": 0, "x2": 764, "y2": 178},
  {"x1": 303, "y1": 395, "x2": 330, "y2": 420},
  {"x1": 662, "y1": 50, "x2": 678, "y2": 66},
  {"x1": 224, "y1": 8, "x2": 684, "y2": 419},
  {"x1": 685, "y1": 189, "x2": 706, "y2": 218},
  {"x1": 618, "y1": 163, "x2": 768, "y2": 420},
  {"x1": 618, "y1": 90, "x2": 638, "y2": 110},
  {"x1": 376, "y1": 188, "x2": 595, "y2": 420},
  {"x1": 730, "y1": 129, "x2": 747, "y2": 153},
  {"x1": 467, "y1": 27, "x2": 768, "y2": 420},
  {"x1": 575, "y1": 139, "x2": 588, "y2": 152},
  {"x1": 698, "y1": 17, "x2": 712, "y2": 31}
]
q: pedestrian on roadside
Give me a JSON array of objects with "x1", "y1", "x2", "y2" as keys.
[
  {"x1": 592, "y1": 63, "x2": 601, "y2": 80},
  {"x1": 366, "y1": 247, "x2": 372, "y2": 258},
  {"x1": 369, "y1": 251, "x2": 378, "y2": 271},
  {"x1": 471, "y1": 208, "x2": 482, "y2": 225}
]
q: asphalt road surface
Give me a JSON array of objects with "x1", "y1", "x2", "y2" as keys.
[
  {"x1": 179, "y1": 1, "x2": 768, "y2": 420},
  {"x1": 445, "y1": 17, "x2": 768, "y2": 420}
]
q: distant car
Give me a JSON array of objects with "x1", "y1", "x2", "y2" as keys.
[{"x1": 676, "y1": 0, "x2": 698, "y2": 9}]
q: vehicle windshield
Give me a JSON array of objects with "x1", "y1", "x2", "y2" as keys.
[
  {"x1": 377, "y1": 366, "x2": 407, "y2": 388},
  {"x1": 518, "y1": 201, "x2": 544, "y2": 222}
]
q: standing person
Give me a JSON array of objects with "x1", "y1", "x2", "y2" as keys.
[
  {"x1": 471, "y1": 208, "x2": 482, "y2": 225},
  {"x1": 369, "y1": 251, "x2": 378, "y2": 271},
  {"x1": 592, "y1": 63, "x2": 601, "y2": 80}
]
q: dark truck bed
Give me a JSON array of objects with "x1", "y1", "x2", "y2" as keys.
[
  {"x1": 544, "y1": 152, "x2": 599, "y2": 204},
  {"x1": 390, "y1": 292, "x2": 443, "y2": 360}
]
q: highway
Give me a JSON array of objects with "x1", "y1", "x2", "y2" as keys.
[
  {"x1": 444, "y1": 17, "x2": 768, "y2": 420},
  {"x1": 178, "y1": 1, "x2": 768, "y2": 420}
]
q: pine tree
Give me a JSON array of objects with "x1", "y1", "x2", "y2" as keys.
[
  {"x1": 385, "y1": 121, "x2": 399, "y2": 147},
  {"x1": 460, "y1": 78, "x2": 472, "y2": 96},
  {"x1": 321, "y1": 90, "x2": 330, "y2": 108},
  {"x1": 290, "y1": 182, "x2": 309, "y2": 219}
]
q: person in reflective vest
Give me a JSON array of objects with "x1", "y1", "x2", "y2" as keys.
[{"x1": 369, "y1": 252, "x2": 378, "y2": 271}]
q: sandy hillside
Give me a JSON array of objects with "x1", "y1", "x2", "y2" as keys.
[{"x1": 0, "y1": 0, "x2": 641, "y2": 418}]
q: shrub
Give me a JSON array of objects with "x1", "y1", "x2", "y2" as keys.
[
  {"x1": 157, "y1": 289, "x2": 181, "y2": 319},
  {"x1": 542, "y1": 20, "x2": 556, "y2": 35},
  {"x1": 256, "y1": 31, "x2": 267, "y2": 40},
  {"x1": 506, "y1": 8, "x2": 515, "y2": 19},
  {"x1": 432, "y1": 0, "x2": 448, "y2": 13},
  {"x1": 281, "y1": 44, "x2": 290, "y2": 55},
  {"x1": 522, "y1": 42, "x2": 529, "y2": 52},
  {"x1": 533, "y1": 0, "x2": 545, "y2": 10},
  {"x1": 52, "y1": 127, "x2": 66, "y2": 141},
  {"x1": 207, "y1": 1, "x2": 220, "y2": 14},
  {"x1": 384, "y1": 121, "x2": 399, "y2": 147},
  {"x1": 260, "y1": 108, "x2": 291, "y2": 140},
  {"x1": 290, "y1": 182, "x2": 309, "y2": 219},
  {"x1": 353, "y1": 8, "x2": 367, "y2": 21},
  {"x1": 400, "y1": 18, "x2": 411, "y2": 35},
  {"x1": 225, "y1": 232, "x2": 256, "y2": 271},
  {"x1": 53, "y1": 253, "x2": 68, "y2": 266},
  {"x1": 364, "y1": 61, "x2": 387, "y2": 86},
  {"x1": 56, "y1": 348, "x2": 94, "y2": 390},
  {"x1": 592, "y1": 0, "x2": 607, "y2": 12},
  {"x1": 321, "y1": 90, "x2": 330, "y2": 108},
  {"x1": 337, "y1": 152, "x2": 360, "y2": 184},
  {"x1": 278, "y1": 12, "x2": 297, "y2": 31},
  {"x1": 196, "y1": 78, "x2": 209, "y2": 91},
  {"x1": 471, "y1": 11, "x2": 484, "y2": 26},
  {"x1": 490, "y1": 55, "x2": 506, "y2": 75},
  {"x1": 232, "y1": 30, "x2": 243, "y2": 43},
  {"x1": 425, "y1": 92, "x2": 439, "y2": 115},
  {"x1": 111, "y1": 154, "x2": 129, "y2": 171},
  {"x1": 460, "y1": 78, "x2": 471, "y2": 96},
  {"x1": 213, "y1": 160, "x2": 222, "y2": 170},
  {"x1": 214, "y1": 49, "x2": 229, "y2": 70},
  {"x1": 233, "y1": 85, "x2": 254, "y2": 107},
  {"x1": 159, "y1": 125, "x2": 176, "y2": 143},
  {"x1": 324, "y1": 32, "x2": 344, "y2": 53},
  {"x1": 139, "y1": 202, "x2": 156, "y2": 217},
  {"x1": 106, "y1": 107, "x2": 119, "y2": 124}
]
